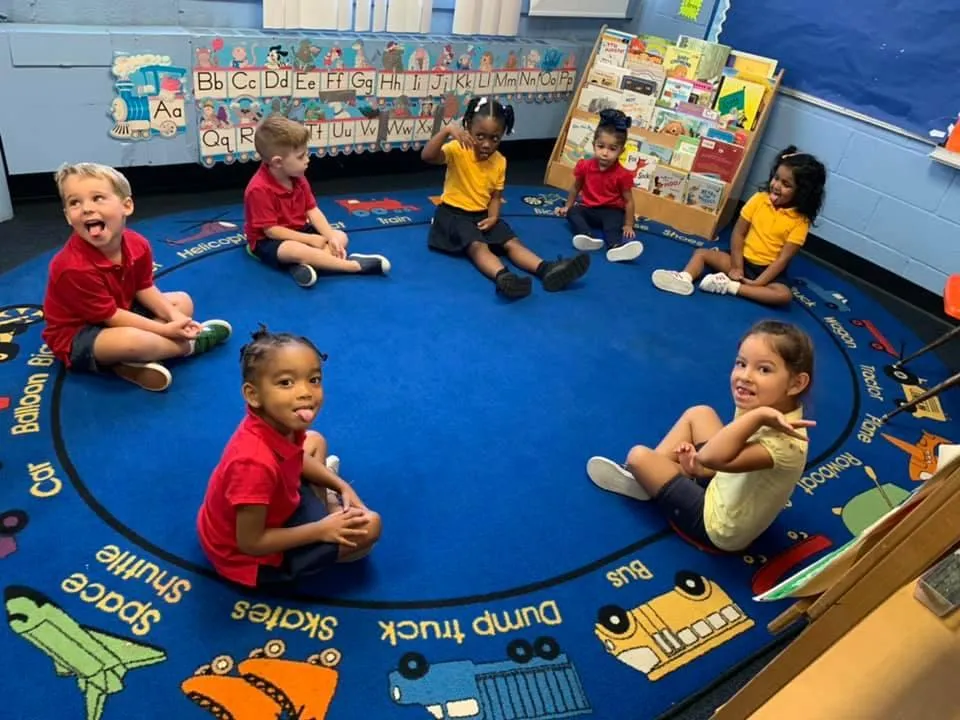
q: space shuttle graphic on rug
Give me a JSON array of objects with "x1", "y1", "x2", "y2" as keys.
[{"x1": 4, "y1": 585, "x2": 167, "y2": 720}]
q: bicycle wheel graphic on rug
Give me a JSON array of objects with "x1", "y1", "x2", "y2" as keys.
[{"x1": 0, "y1": 185, "x2": 955, "y2": 719}]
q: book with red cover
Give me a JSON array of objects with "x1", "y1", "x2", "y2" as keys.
[{"x1": 690, "y1": 137, "x2": 744, "y2": 183}]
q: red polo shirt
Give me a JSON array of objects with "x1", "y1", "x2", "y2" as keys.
[
  {"x1": 243, "y1": 164, "x2": 318, "y2": 250},
  {"x1": 574, "y1": 158, "x2": 634, "y2": 210},
  {"x1": 42, "y1": 229, "x2": 155, "y2": 366},
  {"x1": 197, "y1": 409, "x2": 307, "y2": 587}
]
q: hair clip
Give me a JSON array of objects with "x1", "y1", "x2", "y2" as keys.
[{"x1": 475, "y1": 96, "x2": 489, "y2": 110}]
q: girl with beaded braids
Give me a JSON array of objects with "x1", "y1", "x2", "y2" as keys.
[
  {"x1": 197, "y1": 325, "x2": 381, "y2": 592},
  {"x1": 422, "y1": 95, "x2": 590, "y2": 299}
]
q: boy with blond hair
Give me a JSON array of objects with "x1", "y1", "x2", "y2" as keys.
[
  {"x1": 42, "y1": 162, "x2": 232, "y2": 392},
  {"x1": 244, "y1": 115, "x2": 390, "y2": 287}
]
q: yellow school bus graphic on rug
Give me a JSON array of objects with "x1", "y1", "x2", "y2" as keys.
[{"x1": 594, "y1": 570, "x2": 753, "y2": 681}]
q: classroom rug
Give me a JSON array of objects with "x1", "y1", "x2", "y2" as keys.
[{"x1": 0, "y1": 184, "x2": 956, "y2": 720}]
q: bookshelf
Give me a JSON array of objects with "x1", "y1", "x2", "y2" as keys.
[{"x1": 544, "y1": 26, "x2": 784, "y2": 241}]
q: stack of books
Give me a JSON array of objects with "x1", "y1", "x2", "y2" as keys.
[{"x1": 560, "y1": 29, "x2": 779, "y2": 214}]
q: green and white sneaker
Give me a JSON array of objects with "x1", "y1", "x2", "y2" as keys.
[{"x1": 193, "y1": 319, "x2": 232, "y2": 355}]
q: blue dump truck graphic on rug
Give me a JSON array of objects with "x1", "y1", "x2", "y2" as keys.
[{"x1": 388, "y1": 636, "x2": 591, "y2": 719}]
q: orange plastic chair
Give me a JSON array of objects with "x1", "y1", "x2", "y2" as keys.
[{"x1": 881, "y1": 273, "x2": 960, "y2": 423}]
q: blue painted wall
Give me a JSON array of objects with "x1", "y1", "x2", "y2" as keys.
[
  {"x1": 742, "y1": 96, "x2": 958, "y2": 295},
  {"x1": 4, "y1": 0, "x2": 952, "y2": 296}
]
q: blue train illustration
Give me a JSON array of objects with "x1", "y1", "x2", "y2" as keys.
[
  {"x1": 110, "y1": 65, "x2": 186, "y2": 140},
  {"x1": 388, "y1": 636, "x2": 591, "y2": 719}
]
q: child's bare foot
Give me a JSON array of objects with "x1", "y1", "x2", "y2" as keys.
[{"x1": 112, "y1": 362, "x2": 172, "y2": 392}]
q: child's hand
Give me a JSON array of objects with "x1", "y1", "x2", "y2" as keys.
[
  {"x1": 448, "y1": 125, "x2": 475, "y2": 150},
  {"x1": 340, "y1": 486, "x2": 367, "y2": 511},
  {"x1": 757, "y1": 407, "x2": 816, "y2": 439},
  {"x1": 163, "y1": 315, "x2": 198, "y2": 340},
  {"x1": 623, "y1": 225, "x2": 636, "y2": 240},
  {"x1": 555, "y1": 206, "x2": 569, "y2": 217},
  {"x1": 329, "y1": 229, "x2": 348, "y2": 258},
  {"x1": 476, "y1": 216, "x2": 498, "y2": 231},
  {"x1": 313, "y1": 507, "x2": 369, "y2": 548},
  {"x1": 728, "y1": 266, "x2": 744, "y2": 281},
  {"x1": 676, "y1": 442, "x2": 707, "y2": 477}
]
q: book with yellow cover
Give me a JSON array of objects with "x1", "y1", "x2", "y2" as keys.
[
  {"x1": 726, "y1": 50, "x2": 778, "y2": 79},
  {"x1": 714, "y1": 75, "x2": 767, "y2": 130},
  {"x1": 663, "y1": 46, "x2": 702, "y2": 81}
]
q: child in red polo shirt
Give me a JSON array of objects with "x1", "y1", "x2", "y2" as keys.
[
  {"x1": 197, "y1": 326, "x2": 382, "y2": 590},
  {"x1": 556, "y1": 109, "x2": 644, "y2": 263},
  {"x1": 244, "y1": 115, "x2": 390, "y2": 288},
  {"x1": 41, "y1": 163, "x2": 232, "y2": 392}
]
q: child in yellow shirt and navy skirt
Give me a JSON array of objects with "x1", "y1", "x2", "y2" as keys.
[{"x1": 422, "y1": 96, "x2": 590, "y2": 299}]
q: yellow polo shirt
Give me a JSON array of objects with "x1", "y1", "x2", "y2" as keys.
[
  {"x1": 439, "y1": 140, "x2": 506, "y2": 213},
  {"x1": 703, "y1": 407, "x2": 808, "y2": 552},
  {"x1": 740, "y1": 191, "x2": 810, "y2": 265}
]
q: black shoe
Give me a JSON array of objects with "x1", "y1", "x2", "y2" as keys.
[
  {"x1": 349, "y1": 253, "x2": 391, "y2": 275},
  {"x1": 289, "y1": 263, "x2": 318, "y2": 287},
  {"x1": 495, "y1": 271, "x2": 533, "y2": 299},
  {"x1": 541, "y1": 253, "x2": 590, "y2": 292}
]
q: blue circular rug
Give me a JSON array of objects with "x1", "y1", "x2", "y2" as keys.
[{"x1": 0, "y1": 185, "x2": 955, "y2": 719}]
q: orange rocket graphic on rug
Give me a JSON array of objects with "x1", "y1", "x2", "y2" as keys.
[
  {"x1": 882, "y1": 429, "x2": 953, "y2": 480},
  {"x1": 181, "y1": 639, "x2": 340, "y2": 719}
]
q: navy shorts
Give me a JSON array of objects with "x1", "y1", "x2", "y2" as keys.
[
  {"x1": 250, "y1": 224, "x2": 320, "y2": 269},
  {"x1": 428, "y1": 203, "x2": 517, "y2": 254},
  {"x1": 256, "y1": 481, "x2": 339, "y2": 589},
  {"x1": 743, "y1": 259, "x2": 785, "y2": 286},
  {"x1": 68, "y1": 301, "x2": 151, "y2": 374},
  {"x1": 653, "y1": 442, "x2": 719, "y2": 550}
]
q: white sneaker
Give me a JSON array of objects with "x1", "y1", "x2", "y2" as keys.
[
  {"x1": 113, "y1": 362, "x2": 172, "y2": 392},
  {"x1": 699, "y1": 272, "x2": 732, "y2": 294},
  {"x1": 325, "y1": 454, "x2": 341, "y2": 475},
  {"x1": 606, "y1": 240, "x2": 644, "y2": 263},
  {"x1": 651, "y1": 269, "x2": 694, "y2": 296},
  {"x1": 572, "y1": 234, "x2": 604, "y2": 251},
  {"x1": 586, "y1": 456, "x2": 650, "y2": 501}
]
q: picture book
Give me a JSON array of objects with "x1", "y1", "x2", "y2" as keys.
[
  {"x1": 633, "y1": 153, "x2": 659, "y2": 190},
  {"x1": 671, "y1": 136, "x2": 700, "y2": 171},
  {"x1": 685, "y1": 173, "x2": 726, "y2": 212},
  {"x1": 652, "y1": 107, "x2": 716, "y2": 139},
  {"x1": 706, "y1": 127, "x2": 748, "y2": 146},
  {"x1": 726, "y1": 50, "x2": 778, "y2": 79},
  {"x1": 690, "y1": 137, "x2": 744, "y2": 183},
  {"x1": 676, "y1": 36, "x2": 731, "y2": 81},
  {"x1": 658, "y1": 77, "x2": 717, "y2": 109},
  {"x1": 663, "y1": 46, "x2": 702, "y2": 81},
  {"x1": 595, "y1": 29, "x2": 634, "y2": 68},
  {"x1": 561, "y1": 118, "x2": 597, "y2": 167},
  {"x1": 619, "y1": 139, "x2": 642, "y2": 172},
  {"x1": 715, "y1": 75, "x2": 767, "y2": 130},
  {"x1": 622, "y1": 63, "x2": 666, "y2": 97},
  {"x1": 577, "y1": 84, "x2": 623, "y2": 115},
  {"x1": 587, "y1": 61, "x2": 628, "y2": 90},
  {"x1": 626, "y1": 35, "x2": 670, "y2": 66},
  {"x1": 577, "y1": 85, "x2": 656, "y2": 130},
  {"x1": 675, "y1": 101, "x2": 721, "y2": 124},
  {"x1": 651, "y1": 165, "x2": 688, "y2": 202},
  {"x1": 640, "y1": 140, "x2": 674, "y2": 165}
]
